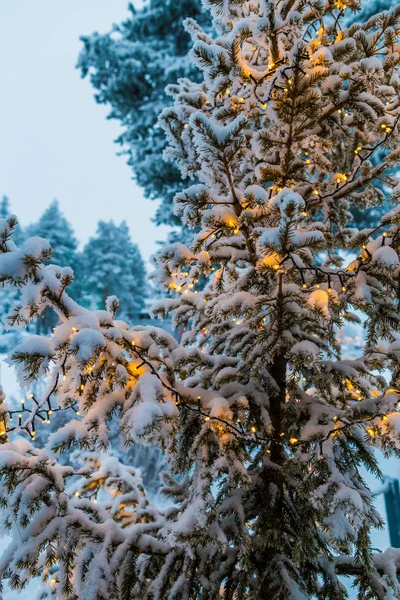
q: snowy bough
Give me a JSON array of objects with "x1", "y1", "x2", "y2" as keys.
[{"x1": 2, "y1": 0, "x2": 400, "y2": 598}]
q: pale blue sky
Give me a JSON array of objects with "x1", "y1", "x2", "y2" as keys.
[{"x1": 0, "y1": 0, "x2": 170, "y2": 263}]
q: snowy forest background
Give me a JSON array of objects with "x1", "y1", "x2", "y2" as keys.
[{"x1": 2, "y1": 0, "x2": 400, "y2": 597}]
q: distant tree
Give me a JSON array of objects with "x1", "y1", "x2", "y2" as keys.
[
  {"x1": 0, "y1": 197, "x2": 24, "y2": 336},
  {"x1": 0, "y1": 196, "x2": 24, "y2": 244},
  {"x1": 77, "y1": 0, "x2": 212, "y2": 228},
  {"x1": 81, "y1": 220, "x2": 146, "y2": 321},
  {"x1": 353, "y1": 0, "x2": 398, "y2": 21},
  {"x1": 27, "y1": 200, "x2": 79, "y2": 333},
  {"x1": 345, "y1": 0, "x2": 398, "y2": 229},
  {"x1": 27, "y1": 200, "x2": 78, "y2": 269}
]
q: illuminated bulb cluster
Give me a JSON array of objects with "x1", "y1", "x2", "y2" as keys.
[{"x1": 335, "y1": 173, "x2": 348, "y2": 184}]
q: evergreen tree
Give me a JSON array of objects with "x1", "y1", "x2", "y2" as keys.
[
  {"x1": 355, "y1": 0, "x2": 398, "y2": 22},
  {"x1": 0, "y1": 196, "x2": 24, "y2": 244},
  {"x1": 81, "y1": 220, "x2": 146, "y2": 321},
  {"x1": 26, "y1": 200, "x2": 79, "y2": 334},
  {"x1": 27, "y1": 200, "x2": 78, "y2": 269},
  {"x1": 0, "y1": 197, "x2": 24, "y2": 338},
  {"x1": 1, "y1": 1, "x2": 400, "y2": 599},
  {"x1": 77, "y1": 0, "x2": 211, "y2": 227},
  {"x1": 346, "y1": 0, "x2": 399, "y2": 229}
]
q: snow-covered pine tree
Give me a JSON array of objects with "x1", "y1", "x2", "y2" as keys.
[
  {"x1": 0, "y1": 197, "x2": 24, "y2": 339},
  {"x1": 2, "y1": 0, "x2": 400, "y2": 598},
  {"x1": 80, "y1": 220, "x2": 146, "y2": 322},
  {"x1": 354, "y1": 0, "x2": 398, "y2": 24},
  {"x1": 27, "y1": 200, "x2": 79, "y2": 334},
  {"x1": 0, "y1": 196, "x2": 24, "y2": 244},
  {"x1": 27, "y1": 200, "x2": 78, "y2": 271},
  {"x1": 78, "y1": 0, "x2": 211, "y2": 227},
  {"x1": 68, "y1": 450, "x2": 161, "y2": 527}
]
